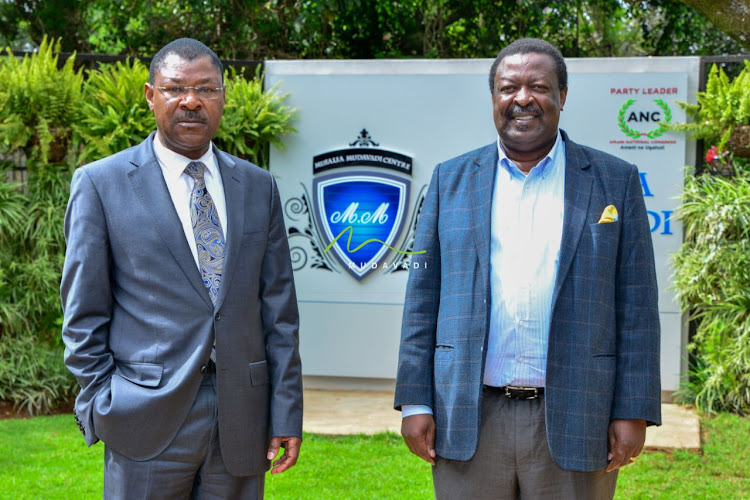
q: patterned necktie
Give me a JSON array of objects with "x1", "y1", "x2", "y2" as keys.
[{"x1": 185, "y1": 161, "x2": 224, "y2": 361}]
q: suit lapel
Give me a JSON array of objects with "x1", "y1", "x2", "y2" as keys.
[
  {"x1": 551, "y1": 133, "x2": 592, "y2": 309},
  {"x1": 127, "y1": 133, "x2": 213, "y2": 310},
  {"x1": 213, "y1": 148, "x2": 244, "y2": 311},
  {"x1": 471, "y1": 144, "x2": 498, "y2": 284}
]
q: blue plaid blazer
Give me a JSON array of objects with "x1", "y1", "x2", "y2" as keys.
[{"x1": 394, "y1": 130, "x2": 661, "y2": 472}]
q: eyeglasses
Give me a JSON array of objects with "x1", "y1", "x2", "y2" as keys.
[{"x1": 155, "y1": 85, "x2": 225, "y2": 101}]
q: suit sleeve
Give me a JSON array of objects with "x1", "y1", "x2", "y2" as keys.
[
  {"x1": 259, "y1": 174, "x2": 303, "y2": 438},
  {"x1": 612, "y1": 165, "x2": 661, "y2": 425},
  {"x1": 60, "y1": 167, "x2": 116, "y2": 446},
  {"x1": 394, "y1": 164, "x2": 442, "y2": 411}
]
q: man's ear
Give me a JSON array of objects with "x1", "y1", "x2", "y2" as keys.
[{"x1": 144, "y1": 83, "x2": 155, "y2": 111}]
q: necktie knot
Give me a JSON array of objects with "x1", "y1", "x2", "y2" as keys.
[{"x1": 185, "y1": 161, "x2": 206, "y2": 183}]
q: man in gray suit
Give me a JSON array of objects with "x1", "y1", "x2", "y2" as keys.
[
  {"x1": 395, "y1": 38, "x2": 660, "y2": 498},
  {"x1": 61, "y1": 38, "x2": 302, "y2": 498}
]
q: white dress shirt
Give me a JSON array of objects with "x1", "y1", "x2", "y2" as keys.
[
  {"x1": 152, "y1": 135, "x2": 228, "y2": 269},
  {"x1": 483, "y1": 131, "x2": 565, "y2": 388}
]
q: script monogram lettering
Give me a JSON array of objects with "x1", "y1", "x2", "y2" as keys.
[{"x1": 330, "y1": 202, "x2": 389, "y2": 224}]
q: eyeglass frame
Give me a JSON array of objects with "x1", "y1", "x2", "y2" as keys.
[{"x1": 154, "y1": 85, "x2": 225, "y2": 101}]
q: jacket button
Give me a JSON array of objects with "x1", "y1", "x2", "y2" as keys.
[
  {"x1": 215, "y1": 314, "x2": 222, "y2": 321},
  {"x1": 200, "y1": 365, "x2": 207, "y2": 374}
]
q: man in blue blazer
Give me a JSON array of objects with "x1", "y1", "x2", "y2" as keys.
[
  {"x1": 395, "y1": 38, "x2": 660, "y2": 498},
  {"x1": 61, "y1": 38, "x2": 302, "y2": 498}
]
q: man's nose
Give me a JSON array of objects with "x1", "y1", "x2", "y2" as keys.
[
  {"x1": 180, "y1": 89, "x2": 202, "y2": 108},
  {"x1": 514, "y1": 86, "x2": 534, "y2": 106}
]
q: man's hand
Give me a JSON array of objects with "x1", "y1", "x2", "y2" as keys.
[
  {"x1": 401, "y1": 414, "x2": 436, "y2": 465},
  {"x1": 267, "y1": 436, "x2": 302, "y2": 474},
  {"x1": 606, "y1": 419, "x2": 646, "y2": 472}
]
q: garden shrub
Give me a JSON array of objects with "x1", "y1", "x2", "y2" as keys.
[
  {"x1": 0, "y1": 38, "x2": 79, "y2": 415},
  {"x1": 673, "y1": 172, "x2": 750, "y2": 415},
  {"x1": 75, "y1": 62, "x2": 296, "y2": 169},
  {"x1": 215, "y1": 67, "x2": 296, "y2": 169},
  {"x1": 672, "y1": 61, "x2": 750, "y2": 415},
  {"x1": 0, "y1": 37, "x2": 83, "y2": 166},
  {"x1": 74, "y1": 59, "x2": 153, "y2": 164}
]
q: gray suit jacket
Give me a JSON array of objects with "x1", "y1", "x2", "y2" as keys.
[
  {"x1": 394, "y1": 131, "x2": 661, "y2": 472},
  {"x1": 61, "y1": 132, "x2": 302, "y2": 476}
]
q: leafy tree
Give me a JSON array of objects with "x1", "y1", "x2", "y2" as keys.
[
  {"x1": 1, "y1": 0, "x2": 746, "y2": 59},
  {"x1": 0, "y1": 0, "x2": 88, "y2": 51}
]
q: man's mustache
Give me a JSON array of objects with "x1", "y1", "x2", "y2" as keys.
[
  {"x1": 507, "y1": 105, "x2": 542, "y2": 118},
  {"x1": 174, "y1": 111, "x2": 207, "y2": 122}
]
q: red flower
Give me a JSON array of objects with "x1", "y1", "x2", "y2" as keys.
[
  {"x1": 706, "y1": 145, "x2": 728, "y2": 164},
  {"x1": 706, "y1": 145, "x2": 719, "y2": 163}
]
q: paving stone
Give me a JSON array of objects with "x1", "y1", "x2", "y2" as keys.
[
  {"x1": 303, "y1": 390, "x2": 702, "y2": 452},
  {"x1": 645, "y1": 403, "x2": 701, "y2": 451}
]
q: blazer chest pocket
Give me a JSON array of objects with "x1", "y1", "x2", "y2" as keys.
[
  {"x1": 242, "y1": 230, "x2": 267, "y2": 247},
  {"x1": 589, "y1": 220, "x2": 620, "y2": 238},
  {"x1": 588, "y1": 221, "x2": 620, "y2": 256},
  {"x1": 114, "y1": 361, "x2": 163, "y2": 388},
  {"x1": 249, "y1": 360, "x2": 268, "y2": 386}
]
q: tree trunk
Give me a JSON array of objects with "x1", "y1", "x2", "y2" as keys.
[{"x1": 680, "y1": 0, "x2": 750, "y2": 48}]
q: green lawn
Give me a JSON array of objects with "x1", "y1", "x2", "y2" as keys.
[{"x1": 0, "y1": 413, "x2": 747, "y2": 499}]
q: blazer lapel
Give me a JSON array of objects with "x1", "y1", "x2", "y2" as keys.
[
  {"x1": 551, "y1": 132, "x2": 592, "y2": 309},
  {"x1": 471, "y1": 144, "x2": 499, "y2": 285},
  {"x1": 213, "y1": 148, "x2": 244, "y2": 311},
  {"x1": 127, "y1": 133, "x2": 213, "y2": 310}
]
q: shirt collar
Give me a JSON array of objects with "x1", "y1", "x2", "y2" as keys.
[
  {"x1": 152, "y1": 134, "x2": 219, "y2": 183},
  {"x1": 496, "y1": 130, "x2": 563, "y2": 180}
]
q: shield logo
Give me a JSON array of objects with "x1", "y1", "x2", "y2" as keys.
[{"x1": 312, "y1": 170, "x2": 410, "y2": 280}]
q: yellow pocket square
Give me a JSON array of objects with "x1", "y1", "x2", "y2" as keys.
[{"x1": 598, "y1": 205, "x2": 618, "y2": 223}]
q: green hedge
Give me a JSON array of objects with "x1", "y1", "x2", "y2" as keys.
[{"x1": 0, "y1": 38, "x2": 296, "y2": 415}]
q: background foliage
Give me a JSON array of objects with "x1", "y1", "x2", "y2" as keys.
[
  {"x1": 673, "y1": 173, "x2": 750, "y2": 414},
  {"x1": 0, "y1": 38, "x2": 83, "y2": 165},
  {"x1": 672, "y1": 62, "x2": 750, "y2": 415},
  {"x1": 74, "y1": 58, "x2": 153, "y2": 164},
  {"x1": 0, "y1": 0, "x2": 746, "y2": 59},
  {"x1": 216, "y1": 68, "x2": 296, "y2": 168},
  {"x1": 671, "y1": 61, "x2": 750, "y2": 153},
  {"x1": 0, "y1": 38, "x2": 78, "y2": 416},
  {"x1": 0, "y1": 40, "x2": 296, "y2": 415}
]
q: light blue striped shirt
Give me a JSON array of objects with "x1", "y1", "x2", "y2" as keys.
[
  {"x1": 402, "y1": 132, "x2": 566, "y2": 418},
  {"x1": 483, "y1": 131, "x2": 566, "y2": 388}
]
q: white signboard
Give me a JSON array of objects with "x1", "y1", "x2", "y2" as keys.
[{"x1": 267, "y1": 57, "x2": 699, "y2": 392}]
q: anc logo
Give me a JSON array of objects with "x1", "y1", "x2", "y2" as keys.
[{"x1": 617, "y1": 98, "x2": 672, "y2": 139}]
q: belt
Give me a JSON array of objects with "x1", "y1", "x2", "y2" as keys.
[
  {"x1": 485, "y1": 385, "x2": 544, "y2": 400},
  {"x1": 200, "y1": 359, "x2": 216, "y2": 374}
]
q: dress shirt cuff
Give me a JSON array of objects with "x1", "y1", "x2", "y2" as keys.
[{"x1": 401, "y1": 405, "x2": 433, "y2": 418}]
